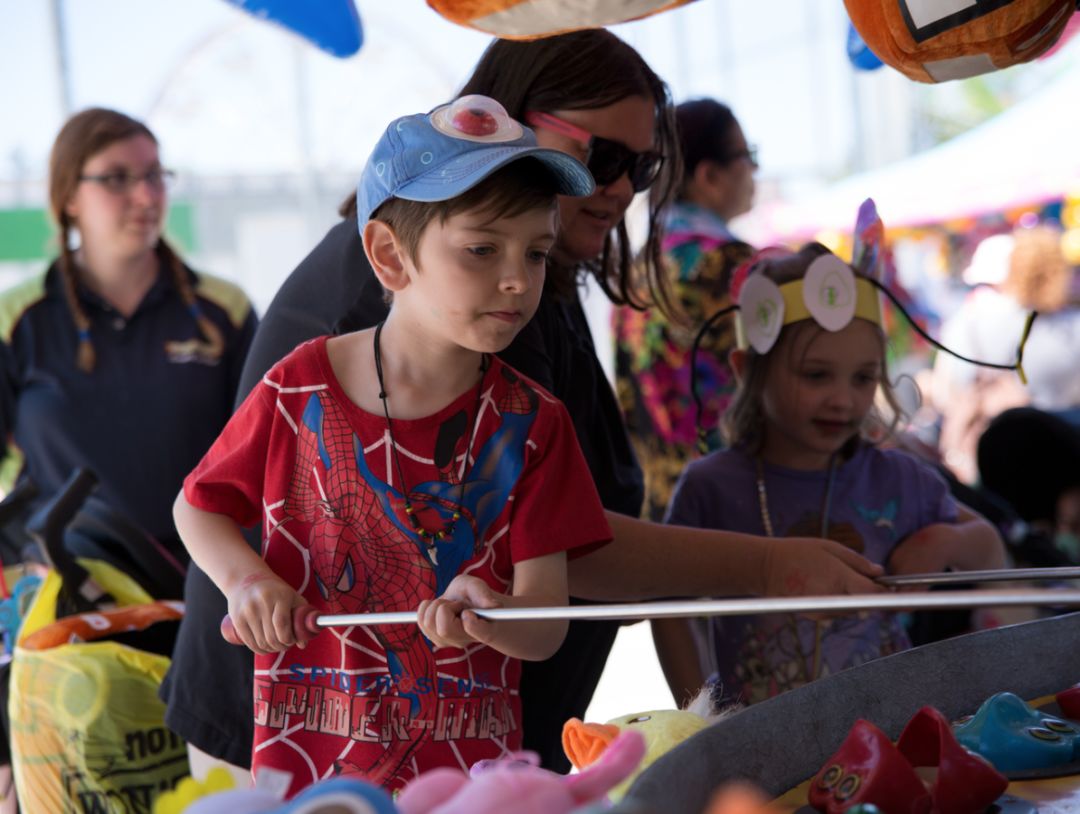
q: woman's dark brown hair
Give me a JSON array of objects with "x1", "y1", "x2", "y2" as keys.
[
  {"x1": 672, "y1": 98, "x2": 741, "y2": 203},
  {"x1": 49, "y1": 107, "x2": 222, "y2": 372},
  {"x1": 341, "y1": 30, "x2": 680, "y2": 313}
]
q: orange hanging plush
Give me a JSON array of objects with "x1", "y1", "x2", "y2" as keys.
[
  {"x1": 845, "y1": 0, "x2": 1076, "y2": 83},
  {"x1": 426, "y1": 0, "x2": 698, "y2": 39}
]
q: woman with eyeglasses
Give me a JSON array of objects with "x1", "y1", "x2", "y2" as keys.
[
  {"x1": 0, "y1": 107, "x2": 257, "y2": 577},
  {"x1": 162, "y1": 31, "x2": 882, "y2": 787}
]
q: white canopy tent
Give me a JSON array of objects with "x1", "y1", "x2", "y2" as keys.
[{"x1": 757, "y1": 62, "x2": 1080, "y2": 241}]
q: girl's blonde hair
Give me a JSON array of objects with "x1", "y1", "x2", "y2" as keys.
[{"x1": 720, "y1": 243, "x2": 904, "y2": 455}]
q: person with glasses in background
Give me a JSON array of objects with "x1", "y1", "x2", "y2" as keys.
[
  {"x1": 0, "y1": 104, "x2": 257, "y2": 606},
  {"x1": 161, "y1": 34, "x2": 881, "y2": 788},
  {"x1": 611, "y1": 98, "x2": 759, "y2": 707},
  {"x1": 0, "y1": 106, "x2": 258, "y2": 808}
]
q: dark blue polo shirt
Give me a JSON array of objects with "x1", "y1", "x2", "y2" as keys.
[{"x1": 0, "y1": 254, "x2": 257, "y2": 556}]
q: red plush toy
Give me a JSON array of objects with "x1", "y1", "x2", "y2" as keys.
[{"x1": 845, "y1": 0, "x2": 1076, "y2": 82}]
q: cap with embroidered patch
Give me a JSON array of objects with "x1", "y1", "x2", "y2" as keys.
[{"x1": 357, "y1": 95, "x2": 595, "y2": 225}]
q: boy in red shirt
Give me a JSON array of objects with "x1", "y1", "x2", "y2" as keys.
[{"x1": 174, "y1": 95, "x2": 608, "y2": 796}]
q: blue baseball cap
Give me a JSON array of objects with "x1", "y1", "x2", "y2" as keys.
[{"x1": 357, "y1": 95, "x2": 595, "y2": 225}]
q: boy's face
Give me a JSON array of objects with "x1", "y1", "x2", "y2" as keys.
[{"x1": 396, "y1": 204, "x2": 557, "y2": 353}]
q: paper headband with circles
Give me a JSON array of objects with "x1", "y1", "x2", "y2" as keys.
[
  {"x1": 735, "y1": 254, "x2": 884, "y2": 354},
  {"x1": 689, "y1": 198, "x2": 1040, "y2": 453}
]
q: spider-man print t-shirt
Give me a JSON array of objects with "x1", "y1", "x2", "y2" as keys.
[{"x1": 183, "y1": 336, "x2": 611, "y2": 796}]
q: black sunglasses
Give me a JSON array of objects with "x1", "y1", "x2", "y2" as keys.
[{"x1": 525, "y1": 111, "x2": 664, "y2": 193}]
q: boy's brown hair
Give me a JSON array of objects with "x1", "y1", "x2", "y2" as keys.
[{"x1": 371, "y1": 158, "x2": 561, "y2": 266}]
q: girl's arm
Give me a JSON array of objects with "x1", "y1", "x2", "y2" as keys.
[
  {"x1": 887, "y1": 502, "x2": 1007, "y2": 576},
  {"x1": 173, "y1": 491, "x2": 312, "y2": 654},
  {"x1": 651, "y1": 618, "x2": 707, "y2": 709},
  {"x1": 567, "y1": 510, "x2": 885, "y2": 601},
  {"x1": 416, "y1": 551, "x2": 568, "y2": 661}
]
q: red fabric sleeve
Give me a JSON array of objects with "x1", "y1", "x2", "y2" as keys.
[
  {"x1": 507, "y1": 398, "x2": 612, "y2": 565},
  {"x1": 183, "y1": 381, "x2": 276, "y2": 529}
]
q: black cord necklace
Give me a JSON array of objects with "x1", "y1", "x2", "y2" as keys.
[{"x1": 372, "y1": 321, "x2": 488, "y2": 550}]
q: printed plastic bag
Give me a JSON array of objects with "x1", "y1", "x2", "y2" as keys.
[{"x1": 9, "y1": 558, "x2": 189, "y2": 812}]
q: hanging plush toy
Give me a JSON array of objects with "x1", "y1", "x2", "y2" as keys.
[
  {"x1": 221, "y1": 0, "x2": 363, "y2": 57},
  {"x1": 844, "y1": 0, "x2": 1076, "y2": 82},
  {"x1": 425, "y1": 0, "x2": 698, "y2": 39}
]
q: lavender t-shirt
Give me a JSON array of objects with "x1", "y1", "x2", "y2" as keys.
[{"x1": 666, "y1": 442, "x2": 958, "y2": 705}]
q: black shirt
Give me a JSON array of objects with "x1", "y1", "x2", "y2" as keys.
[{"x1": 0, "y1": 256, "x2": 257, "y2": 555}]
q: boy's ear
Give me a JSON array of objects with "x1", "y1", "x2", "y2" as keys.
[
  {"x1": 728, "y1": 347, "x2": 748, "y2": 383},
  {"x1": 363, "y1": 220, "x2": 410, "y2": 293}
]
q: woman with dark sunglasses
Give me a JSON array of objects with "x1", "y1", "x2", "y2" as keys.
[{"x1": 162, "y1": 30, "x2": 883, "y2": 788}]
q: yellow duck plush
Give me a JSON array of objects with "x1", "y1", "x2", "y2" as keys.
[{"x1": 563, "y1": 694, "x2": 730, "y2": 802}]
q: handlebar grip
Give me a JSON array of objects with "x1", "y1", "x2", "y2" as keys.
[
  {"x1": 25, "y1": 469, "x2": 101, "y2": 611},
  {"x1": 0, "y1": 478, "x2": 39, "y2": 526},
  {"x1": 27, "y1": 469, "x2": 98, "y2": 542},
  {"x1": 220, "y1": 605, "x2": 320, "y2": 646}
]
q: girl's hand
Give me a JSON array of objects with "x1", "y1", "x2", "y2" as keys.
[
  {"x1": 763, "y1": 537, "x2": 884, "y2": 597},
  {"x1": 887, "y1": 524, "x2": 960, "y2": 588},
  {"x1": 225, "y1": 572, "x2": 313, "y2": 654},
  {"x1": 417, "y1": 575, "x2": 503, "y2": 649}
]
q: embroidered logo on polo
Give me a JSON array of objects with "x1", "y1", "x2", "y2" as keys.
[{"x1": 164, "y1": 338, "x2": 222, "y2": 366}]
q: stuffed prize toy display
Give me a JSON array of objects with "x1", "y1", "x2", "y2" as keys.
[{"x1": 844, "y1": 0, "x2": 1076, "y2": 82}]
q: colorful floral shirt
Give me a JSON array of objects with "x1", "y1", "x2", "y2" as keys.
[{"x1": 612, "y1": 202, "x2": 753, "y2": 521}]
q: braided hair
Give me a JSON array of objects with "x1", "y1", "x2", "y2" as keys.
[{"x1": 48, "y1": 107, "x2": 223, "y2": 372}]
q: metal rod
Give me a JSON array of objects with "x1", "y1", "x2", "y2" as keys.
[
  {"x1": 314, "y1": 589, "x2": 1080, "y2": 628},
  {"x1": 877, "y1": 567, "x2": 1080, "y2": 587}
]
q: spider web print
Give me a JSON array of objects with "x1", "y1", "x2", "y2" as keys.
[{"x1": 250, "y1": 362, "x2": 542, "y2": 795}]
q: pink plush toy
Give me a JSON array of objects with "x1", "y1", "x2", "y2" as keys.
[{"x1": 396, "y1": 729, "x2": 647, "y2": 814}]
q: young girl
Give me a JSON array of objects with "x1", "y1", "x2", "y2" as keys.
[{"x1": 666, "y1": 243, "x2": 1005, "y2": 705}]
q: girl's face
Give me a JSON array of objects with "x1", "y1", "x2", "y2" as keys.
[
  {"x1": 64, "y1": 134, "x2": 166, "y2": 262},
  {"x1": 759, "y1": 318, "x2": 884, "y2": 470},
  {"x1": 533, "y1": 95, "x2": 656, "y2": 263}
]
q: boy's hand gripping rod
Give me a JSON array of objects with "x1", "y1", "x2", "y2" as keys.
[{"x1": 220, "y1": 572, "x2": 1080, "y2": 643}]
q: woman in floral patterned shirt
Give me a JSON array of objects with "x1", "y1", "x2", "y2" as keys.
[{"x1": 613, "y1": 98, "x2": 758, "y2": 524}]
